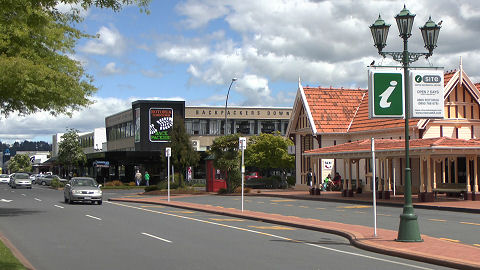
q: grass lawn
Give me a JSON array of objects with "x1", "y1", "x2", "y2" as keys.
[{"x1": 0, "y1": 239, "x2": 26, "y2": 270}]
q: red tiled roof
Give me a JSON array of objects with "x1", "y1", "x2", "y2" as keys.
[
  {"x1": 304, "y1": 137, "x2": 480, "y2": 155},
  {"x1": 348, "y1": 91, "x2": 418, "y2": 132},
  {"x1": 303, "y1": 87, "x2": 365, "y2": 133},
  {"x1": 444, "y1": 70, "x2": 456, "y2": 86}
]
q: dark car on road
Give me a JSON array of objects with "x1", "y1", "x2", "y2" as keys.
[{"x1": 64, "y1": 177, "x2": 102, "y2": 205}]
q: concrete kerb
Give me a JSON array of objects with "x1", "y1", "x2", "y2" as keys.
[
  {"x1": 0, "y1": 231, "x2": 35, "y2": 270},
  {"x1": 109, "y1": 198, "x2": 479, "y2": 270}
]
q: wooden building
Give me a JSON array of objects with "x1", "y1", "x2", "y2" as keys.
[{"x1": 287, "y1": 63, "x2": 480, "y2": 201}]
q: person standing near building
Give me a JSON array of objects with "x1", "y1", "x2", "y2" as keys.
[
  {"x1": 135, "y1": 170, "x2": 142, "y2": 186},
  {"x1": 144, "y1": 171, "x2": 150, "y2": 186}
]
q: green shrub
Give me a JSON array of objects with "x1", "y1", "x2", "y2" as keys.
[
  {"x1": 144, "y1": 185, "x2": 159, "y2": 192},
  {"x1": 286, "y1": 176, "x2": 296, "y2": 187},
  {"x1": 113, "y1": 180, "x2": 123, "y2": 186},
  {"x1": 217, "y1": 188, "x2": 228, "y2": 194},
  {"x1": 51, "y1": 178, "x2": 65, "y2": 189}
]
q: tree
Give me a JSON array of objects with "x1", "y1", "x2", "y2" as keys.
[
  {"x1": 8, "y1": 154, "x2": 32, "y2": 173},
  {"x1": 170, "y1": 118, "x2": 199, "y2": 187},
  {"x1": 0, "y1": 0, "x2": 150, "y2": 117},
  {"x1": 209, "y1": 134, "x2": 241, "y2": 192},
  {"x1": 58, "y1": 128, "x2": 86, "y2": 176},
  {"x1": 245, "y1": 133, "x2": 294, "y2": 176}
]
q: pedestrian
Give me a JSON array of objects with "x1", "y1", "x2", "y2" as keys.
[
  {"x1": 306, "y1": 168, "x2": 313, "y2": 187},
  {"x1": 144, "y1": 171, "x2": 150, "y2": 186},
  {"x1": 135, "y1": 170, "x2": 142, "y2": 186}
]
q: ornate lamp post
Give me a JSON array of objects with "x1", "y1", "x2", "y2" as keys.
[
  {"x1": 370, "y1": 5, "x2": 441, "y2": 242},
  {"x1": 224, "y1": 78, "x2": 237, "y2": 135}
]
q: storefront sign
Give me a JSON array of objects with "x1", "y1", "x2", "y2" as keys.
[
  {"x1": 368, "y1": 69, "x2": 405, "y2": 118},
  {"x1": 149, "y1": 108, "x2": 173, "y2": 142},
  {"x1": 409, "y1": 69, "x2": 444, "y2": 118},
  {"x1": 134, "y1": 108, "x2": 140, "y2": 143},
  {"x1": 94, "y1": 161, "x2": 110, "y2": 168},
  {"x1": 323, "y1": 159, "x2": 333, "y2": 170}
]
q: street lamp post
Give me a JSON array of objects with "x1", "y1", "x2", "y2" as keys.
[
  {"x1": 370, "y1": 5, "x2": 441, "y2": 242},
  {"x1": 224, "y1": 78, "x2": 237, "y2": 135}
]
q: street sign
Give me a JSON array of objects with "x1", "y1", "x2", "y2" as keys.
[
  {"x1": 30, "y1": 156, "x2": 35, "y2": 163},
  {"x1": 369, "y1": 69, "x2": 404, "y2": 118},
  {"x1": 239, "y1": 137, "x2": 247, "y2": 150},
  {"x1": 409, "y1": 69, "x2": 444, "y2": 118},
  {"x1": 165, "y1": 147, "x2": 171, "y2": 157}
]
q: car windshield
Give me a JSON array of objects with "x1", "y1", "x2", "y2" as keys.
[
  {"x1": 73, "y1": 178, "x2": 97, "y2": 187},
  {"x1": 0, "y1": 174, "x2": 8, "y2": 178},
  {"x1": 15, "y1": 174, "x2": 30, "y2": 179}
]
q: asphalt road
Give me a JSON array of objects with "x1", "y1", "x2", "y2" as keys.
[
  {"x1": 0, "y1": 185, "x2": 452, "y2": 270},
  {"x1": 171, "y1": 194, "x2": 480, "y2": 247}
]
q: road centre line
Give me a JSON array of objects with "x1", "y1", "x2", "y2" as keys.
[
  {"x1": 106, "y1": 201, "x2": 434, "y2": 270},
  {"x1": 460, "y1": 221, "x2": 480, "y2": 226},
  {"x1": 474, "y1": 244, "x2": 480, "y2": 247},
  {"x1": 428, "y1": 219, "x2": 446, "y2": 222},
  {"x1": 141, "y1": 232, "x2": 172, "y2": 243},
  {"x1": 85, "y1": 214, "x2": 102, "y2": 221},
  {"x1": 34, "y1": 198, "x2": 42, "y2": 202},
  {"x1": 54, "y1": 205, "x2": 64, "y2": 209},
  {"x1": 21, "y1": 194, "x2": 26, "y2": 196}
]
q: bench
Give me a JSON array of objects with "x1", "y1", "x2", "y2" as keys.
[{"x1": 433, "y1": 183, "x2": 468, "y2": 198}]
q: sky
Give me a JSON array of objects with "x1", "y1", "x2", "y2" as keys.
[{"x1": 1, "y1": 0, "x2": 480, "y2": 144}]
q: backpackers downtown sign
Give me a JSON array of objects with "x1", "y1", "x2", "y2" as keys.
[{"x1": 149, "y1": 108, "x2": 174, "y2": 142}]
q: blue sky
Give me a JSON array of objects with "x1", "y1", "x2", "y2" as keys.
[{"x1": 2, "y1": 0, "x2": 480, "y2": 143}]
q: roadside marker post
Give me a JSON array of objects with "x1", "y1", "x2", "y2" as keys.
[
  {"x1": 371, "y1": 138, "x2": 377, "y2": 237},
  {"x1": 239, "y1": 137, "x2": 247, "y2": 212},
  {"x1": 166, "y1": 147, "x2": 171, "y2": 202}
]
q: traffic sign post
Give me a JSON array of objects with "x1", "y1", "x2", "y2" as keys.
[
  {"x1": 369, "y1": 69, "x2": 404, "y2": 119},
  {"x1": 239, "y1": 137, "x2": 246, "y2": 212},
  {"x1": 166, "y1": 147, "x2": 171, "y2": 202}
]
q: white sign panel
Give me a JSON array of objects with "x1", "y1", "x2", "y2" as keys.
[
  {"x1": 165, "y1": 147, "x2": 171, "y2": 157},
  {"x1": 409, "y1": 69, "x2": 444, "y2": 119},
  {"x1": 239, "y1": 137, "x2": 247, "y2": 150},
  {"x1": 323, "y1": 159, "x2": 333, "y2": 170}
]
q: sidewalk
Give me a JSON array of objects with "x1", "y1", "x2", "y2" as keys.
[
  {"x1": 246, "y1": 189, "x2": 480, "y2": 213},
  {"x1": 110, "y1": 192, "x2": 480, "y2": 270}
]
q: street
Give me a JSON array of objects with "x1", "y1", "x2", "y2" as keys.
[
  {"x1": 172, "y1": 194, "x2": 480, "y2": 247},
  {"x1": 0, "y1": 185, "x2": 452, "y2": 270}
]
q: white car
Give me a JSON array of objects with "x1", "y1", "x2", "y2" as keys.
[
  {"x1": 0, "y1": 174, "x2": 9, "y2": 184},
  {"x1": 11, "y1": 173, "x2": 32, "y2": 189}
]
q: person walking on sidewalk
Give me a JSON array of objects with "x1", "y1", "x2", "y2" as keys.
[
  {"x1": 135, "y1": 170, "x2": 142, "y2": 186},
  {"x1": 144, "y1": 171, "x2": 150, "y2": 186}
]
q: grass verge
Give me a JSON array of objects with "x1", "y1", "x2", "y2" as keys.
[{"x1": 0, "y1": 239, "x2": 26, "y2": 270}]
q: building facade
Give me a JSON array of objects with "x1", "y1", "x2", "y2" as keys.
[{"x1": 287, "y1": 63, "x2": 479, "y2": 201}]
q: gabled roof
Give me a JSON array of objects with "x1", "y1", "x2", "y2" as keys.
[
  {"x1": 304, "y1": 87, "x2": 365, "y2": 133},
  {"x1": 289, "y1": 66, "x2": 480, "y2": 137},
  {"x1": 347, "y1": 91, "x2": 419, "y2": 133}
]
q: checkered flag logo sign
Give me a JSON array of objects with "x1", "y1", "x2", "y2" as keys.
[
  {"x1": 156, "y1": 117, "x2": 173, "y2": 131},
  {"x1": 149, "y1": 124, "x2": 157, "y2": 135}
]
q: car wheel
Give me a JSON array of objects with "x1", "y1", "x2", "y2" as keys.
[
  {"x1": 41, "y1": 181, "x2": 46, "y2": 186},
  {"x1": 98, "y1": 200, "x2": 102, "y2": 205},
  {"x1": 32, "y1": 180, "x2": 35, "y2": 185}
]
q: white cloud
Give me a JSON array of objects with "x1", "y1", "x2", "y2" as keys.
[
  {"x1": 80, "y1": 25, "x2": 126, "y2": 56},
  {"x1": 0, "y1": 97, "x2": 131, "y2": 143},
  {"x1": 166, "y1": 0, "x2": 480, "y2": 107},
  {"x1": 55, "y1": 3, "x2": 89, "y2": 18},
  {"x1": 101, "y1": 62, "x2": 123, "y2": 75}
]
